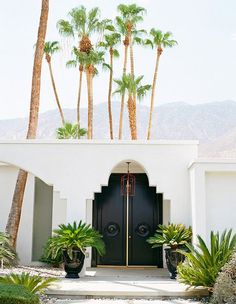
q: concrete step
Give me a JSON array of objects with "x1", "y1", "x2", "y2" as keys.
[{"x1": 46, "y1": 278, "x2": 209, "y2": 299}]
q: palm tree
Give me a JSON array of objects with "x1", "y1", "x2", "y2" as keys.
[
  {"x1": 5, "y1": 0, "x2": 49, "y2": 248},
  {"x1": 99, "y1": 32, "x2": 120, "y2": 139},
  {"x1": 146, "y1": 29, "x2": 177, "y2": 140},
  {"x1": 44, "y1": 41, "x2": 65, "y2": 125},
  {"x1": 57, "y1": 6, "x2": 109, "y2": 136},
  {"x1": 83, "y1": 49, "x2": 105, "y2": 139},
  {"x1": 116, "y1": 4, "x2": 146, "y2": 139},
  {"x1": 57, "y1": 122, "x2": 87, "y2": 139},
  {"x1": 66, "y1": 47, "x2": 87, "y2": 128},
  {"x1": 114, "y1": 74, "x2": 151, "y2": 140}
]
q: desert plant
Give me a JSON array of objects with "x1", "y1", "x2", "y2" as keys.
[
  {"x1": 46, "y1": 221, "x2": 105, "y2": 260},
  {"x1": 211, "y1": 249, "x2": 236, "y2": 303},
  {"x1": 0, "y1": 273, "x2": 56, "y2": 294},
  {"x1": 56, "y1": 122, "x2": 87, "y2": 139},
  {"x1": 0, "y1": 283, "x2": 40, "y2": 304},
  {"x1": 177, "y1": 229, "x2": 236, "y2": 289},
  {"x1": 147, "y1": 223, "x2": 192, "y2": 249},
  {"x1": 40, "y1": 237, "x2": 63, "y2": 266},
  {"x1": 0, "y1": 232, "x2": 17, "y2": 267}
]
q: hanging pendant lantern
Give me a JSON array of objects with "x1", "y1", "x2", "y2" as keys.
[{"x1": 121, "y1": 162, "x2": 136, "y2": 196}]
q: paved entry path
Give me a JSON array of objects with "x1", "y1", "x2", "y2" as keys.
[
  {"x1": 46, "y1": 268, "x2": 208, "y2": 301},
  {"x1": 54, "y1": 299, "x2": 204, "y2": 304}
]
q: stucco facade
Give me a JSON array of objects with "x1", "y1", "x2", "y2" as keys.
[{"x1": 0, "y1": 140, "x2": 236, "y2": 268}]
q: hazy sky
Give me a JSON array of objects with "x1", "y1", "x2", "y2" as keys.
[{"x1": 1, "y1": 0, "x2": 236, "y2": 119}]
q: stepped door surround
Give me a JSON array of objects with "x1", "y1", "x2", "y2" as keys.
[{"x1": 92, "y1": 173, "x2": 163, "y2": 267}]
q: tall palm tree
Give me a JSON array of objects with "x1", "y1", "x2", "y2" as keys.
[
  {"x1": 116, "y1": 4, "x2": 146, "y2": 139},
  {"x1": 99, "y1": 32, "x2": 121, "y2": 139},
  {"x1": 114, "y1": 74, "x2": 151, "y2": 140},
  {"x1": 57, "y1": 6, "x2": 109, "y2": 135},
  {"x1": 146, "y1": 29, "x2": 177, "y2": 140},
  {"x1": 66, "y1": 47, "x2": 87, "y2": 128},
  {"x1": 44, "y1": 41, "x2": 65, "y2": 125},
  {"x1": 5, "y1": 0, "x2": 49, "y2": 248},
  {"x1": 82, "y1": 49, "x2": 105, "y2": 139}
]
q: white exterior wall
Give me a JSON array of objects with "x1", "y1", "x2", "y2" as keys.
[
  {"x1": 0, "y1": 140, "x2": 198, "y2": 228},
  {"x1": 0, "y1": 165, "x2": 34, "y2": 264},
  {"x1": 206, "y1": 172, "x2": 236, "y2": 235},
  {"x1": 189, "y1": 160, "x2": 236, "y2": 244}
]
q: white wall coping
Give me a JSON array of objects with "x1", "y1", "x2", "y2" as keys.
[
  {"x1": 0, "y1": 139, "x2": 199, "y2": 146},
  {"x1": 189, "y1": 158, "x2": 236, "y2": 169}
]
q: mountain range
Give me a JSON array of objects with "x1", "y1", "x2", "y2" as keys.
[{"x1": 1, "y1": 100, "x2": 236, "y2": 157}]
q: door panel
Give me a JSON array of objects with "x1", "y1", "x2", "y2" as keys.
[
  {"x1": 93, "y1": 174, "x2": 162, "y2": 267},
  {"x1": 129, "y1": 175, "x2": 158, "y2": 265},
  {"x1": 95, "y1": 175, "x2": 125, "y2": 265}
]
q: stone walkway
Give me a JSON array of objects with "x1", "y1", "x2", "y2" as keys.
[
  {"x1": 46, "y1": 268, "x2": 208, "y2": 300},
  {"x1": 54, "y1": 299, "x2": 205, "y2": 304}
]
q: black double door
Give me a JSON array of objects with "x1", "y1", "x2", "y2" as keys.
[{"x1": 92, "y1": 174, "x2": 163, "y2": 267}]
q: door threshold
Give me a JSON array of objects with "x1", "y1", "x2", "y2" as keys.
[{"x1": 97, "y1": 265, "x2": 158, "y2": 269}]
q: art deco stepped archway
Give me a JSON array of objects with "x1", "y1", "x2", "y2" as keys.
[{"x1": 92, "y1": 160, "x2": 163, "y2": 268}]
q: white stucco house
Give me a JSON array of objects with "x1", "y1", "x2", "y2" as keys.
[{"x1": 0, "y1": 140, "x2": 236, "y2": 270}]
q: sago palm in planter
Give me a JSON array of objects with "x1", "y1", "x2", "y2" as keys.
[
  {"x1": 147, "y1": 223, "x2": 192, "y2": 279},
  {"x1": 46, "y1": 221, "x2": 105, "y2": 278}
]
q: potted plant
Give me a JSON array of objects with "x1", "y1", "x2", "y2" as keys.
[
  {"x1": 147, "y1": 223, "x2": 192, "y2": 279},
  {"x1": 46, "y1": 221, "x2": 105, "y2": 278}
]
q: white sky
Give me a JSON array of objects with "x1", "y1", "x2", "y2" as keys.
[{"x1": 0, "y1": 0, "x2": 236, "y2": 119}]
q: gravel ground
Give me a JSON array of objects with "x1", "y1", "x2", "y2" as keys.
[{"x1": 0, "y1": 265, "x2": 65, "y2": 277}]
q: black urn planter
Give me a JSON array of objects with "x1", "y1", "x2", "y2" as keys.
[
  {"x1": 165, "y1": 248, "x2": 185, "y2": 279},
  {"x1": 62, "y1": 249, "x2": 85, "y2": 279}
]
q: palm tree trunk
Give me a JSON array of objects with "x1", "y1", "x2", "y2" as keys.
[
  {"x1": 5, "y1": 0, "x2": 49, "y2": 248},
  {"x1": 127, "y1": 95, "x2": 137, "y2": 140},
  {"x1": 108, "y1": 48, "x2": 114, "y2": 139},
  {"x1": 48, "y1": 61, "x2": 65, "y2": 125},
  {"x1": 77, "y1": 65, "x2": 83, "y2": 129},
  {"x1": 118, "y1": 39, "x2": 129, "y2": 140},
  {"x1": 129, "y1": 30, "x2": 138, "y2": 138},
  {"x1": 129, "y1": 32, "x2": 135, "y2": 77},
  {"x1": 86, "y1": 67, "x2": 93, "y2": 139},
  {"x1": 147, "y1": 48, "x2": 162, "y2": 140}
]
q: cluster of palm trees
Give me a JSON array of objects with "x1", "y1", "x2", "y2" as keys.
[{"x1": 44, "y1": 4, "x2": 177, "y2": 140}]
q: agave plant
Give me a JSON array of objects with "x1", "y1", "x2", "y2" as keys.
[
  {"x1": 177, "y1": 229, "x2": 236, "y2": 289},
  {"x1": 46, "y1": 221, "x2": 105, "y2": 260},
  {"x1": 147, "y1": 223, "x2": 192, "y2": 249},
  {"x1": 0, "y1": 272, "x2": 56, "y2": 294},
  {"x1": 0, "y1": 232, "x2": 17, "y2": 267}
]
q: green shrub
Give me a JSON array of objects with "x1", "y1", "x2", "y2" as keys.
[
  {"x1": 46, "y1": 221, "x2": 105, "y2": 260},
  {"x1": 41, "y1": 237, "x2": 63, "y2": 267},
  {"x1": 147, "y1": 223, "x2": 192, "y2": 249},
  {"x1": 0, "y1": 232, "x2": 17, "y2": 267},
  {"x1": 211, "y1": 250, "x2": 236, "y2": 304},
  {"x1": 0, "y1": 272, "x2": 57, "y2": 294},
  {"x1": 0, "y1": 283, "x2": 39, "y2": 304},
  {"x1": 177, "y1": 229, "x2": 236, "y2": 289}
]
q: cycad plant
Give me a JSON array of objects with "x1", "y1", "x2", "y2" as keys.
[
  {"x1": 177, "y1": 229, "x2": 236, "y2": 289},
  {"x1": 56, "y1": 122, "x2": 87, "y2": 139},
  {"x1": 99, "y1": 31, "x2": 121, "y2": 139},
  {"x1": 114, "y1": 74, "x2": 151, "y2": 139},
  {"x1": 0, "y1": 272, "x2": 56, "y2": 294},
  {"x1": 46, "y1": 221, "x2": 105, "y2": 260},
  {"x1": 145, "y1": 29, "x2": 177, "y2": 140},
  {"x1": 44, "y1": 41, "x2": 65, "y2": 125},
  {"x1": 147, "y1": 224, "x2": 192, "y2": 249},
  {"x1": 0, "y1": 232, "x2": 17, "y2": 268}
]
